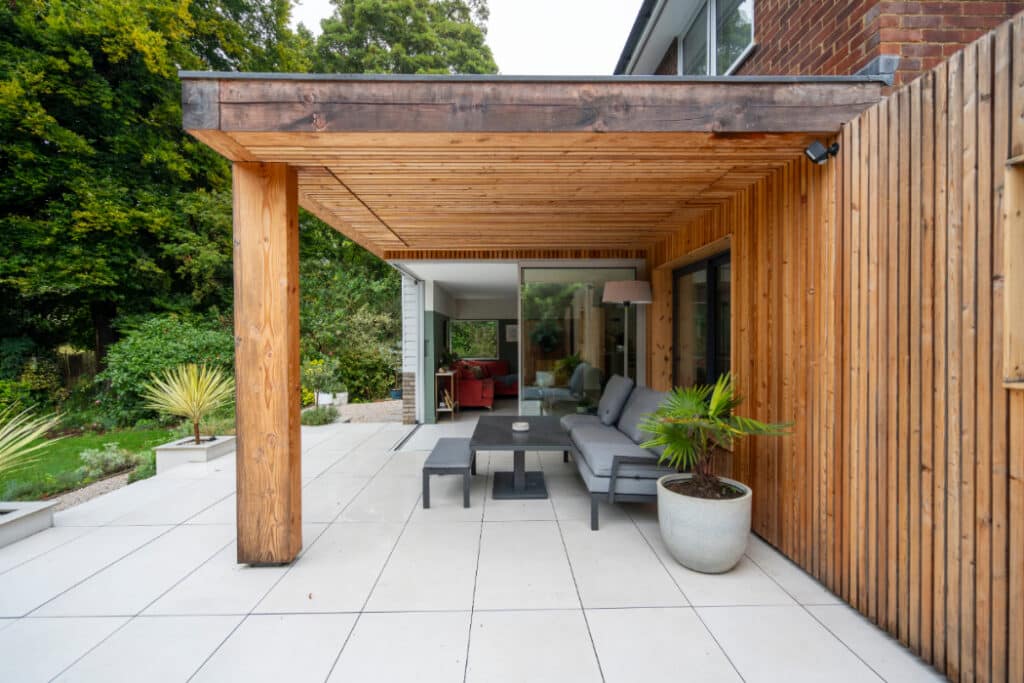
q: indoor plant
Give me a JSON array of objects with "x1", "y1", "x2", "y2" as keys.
[{"x1": 640, "y1": 373, "x2": 789, "y2": 573}]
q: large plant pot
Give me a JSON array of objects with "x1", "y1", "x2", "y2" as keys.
[
  {"x1": 154, "y1": 435, "x2": 236, "y2": 474},
  {"x1": 656, "y1": 473, "x2": 752, "y2": 574}
]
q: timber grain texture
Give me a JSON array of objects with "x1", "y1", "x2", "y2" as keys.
[
  {"x1": 647, "y1": 13, "x2": 1024, "y2": 683},
  {"x1": 232, "y1": 162, "x2": 303, "y2": 565}
]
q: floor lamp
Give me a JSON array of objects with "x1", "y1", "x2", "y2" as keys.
[{"x1": 602, "y1": 280, "x2": 652, "y2": 381}]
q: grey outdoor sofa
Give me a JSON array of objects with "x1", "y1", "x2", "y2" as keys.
[{"x1": 560, "y1": 375, "x2": 668, "y2": 530}]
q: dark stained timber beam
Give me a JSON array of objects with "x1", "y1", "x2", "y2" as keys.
[{"x1": 182, "y1": 74, "x2": 884, "y2": 135}]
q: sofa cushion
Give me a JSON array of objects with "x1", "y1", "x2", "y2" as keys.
[
  {"x1": 597, "y1": 375, "x2": 634, "y2": 425},
  {"x1": 560, "y1": 414, "x2": 601, "y2": 432},
  {"x1": 570, "y1": 424, "x2": 658, "y2": 477},
  {"x1": 617, "y1": 386, "x2": 668, "y2": 444},
  {"x1": 568, "y1": 362, "x2": 588, "y2": 396}
]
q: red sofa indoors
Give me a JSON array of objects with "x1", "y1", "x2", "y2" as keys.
[{"x1": 454, "y1": 359, "x2": 518, "y2": 409}]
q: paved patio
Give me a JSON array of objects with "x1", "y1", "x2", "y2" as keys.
[{"x1": 0, "y1": 421, "x2": 941, "y2": 682}]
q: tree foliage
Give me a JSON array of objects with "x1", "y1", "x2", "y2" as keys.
[
  {"x1": 0, "y1": 0, "x2": 305, "y2": 354},
  {"x1": 313, "y1": 0, "x2": 497, "y2": 74}
]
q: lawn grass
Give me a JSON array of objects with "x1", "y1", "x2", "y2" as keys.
[{"x1": 0, "y1": 427, "x2": 175, "y2": 500}]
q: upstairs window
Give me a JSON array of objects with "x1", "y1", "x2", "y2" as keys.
[{"x1": 679, "y1": 0, "x2": 754, "y2": 76}]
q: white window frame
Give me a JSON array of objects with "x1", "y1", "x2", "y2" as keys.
[{"x1": 676, "y1": 0, "x2": 755, "y2": 76}]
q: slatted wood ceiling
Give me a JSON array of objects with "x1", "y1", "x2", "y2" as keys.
[{"x1": 648, "y1": 14, "x2": 1024, "y2": 683}]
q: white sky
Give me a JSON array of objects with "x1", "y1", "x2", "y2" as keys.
[{"x1": 290, "y1": 0, "x2": 641, "y2": 75}]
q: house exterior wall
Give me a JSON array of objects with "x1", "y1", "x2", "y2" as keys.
[
  {"x1": 648, "y1": 1, "x2": 1023, "y2": 86},
  {"x1": 400, "y1": 275, "x2": 420, "y2": 424},
  {"x1": 735, "y1": 0, "x2": 1024, "y2": 86}
]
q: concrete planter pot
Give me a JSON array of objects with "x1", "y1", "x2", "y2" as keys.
[
  {"x1": 316, "y1": 391, "x2": 349, "y2": 406},
  {"x1": 0, "y1": 500, "x2": 56, "y2": 549},
  {"x1": 656, "y1": 473, "x2": 752, "y2": 574},
  {"x1": 154, "y1": 435, "x2": 236, "y2": 474}
]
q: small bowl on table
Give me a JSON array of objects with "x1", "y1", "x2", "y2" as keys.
[{"x1": 511, "y1": 421, "x2": 530, "y2": 432}]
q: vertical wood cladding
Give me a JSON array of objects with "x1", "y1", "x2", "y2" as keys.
[{"x1": 647, "y1": 14, "x2": 1024, "y2": 682}]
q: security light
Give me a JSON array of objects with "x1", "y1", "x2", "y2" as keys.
[{"x1": 805, "y1": 141, "x2": 840, "y2": 165}]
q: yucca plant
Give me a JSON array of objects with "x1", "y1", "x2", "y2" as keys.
[
  {"x1": 640, "y1": 373, "x2": 790, "y2": 494},
  {"x1": 0, "y1": 404, "x2": 62, "y2": 482},
  {"x1": 141, "y1": 364, "x2": 235, "y2": 445}
]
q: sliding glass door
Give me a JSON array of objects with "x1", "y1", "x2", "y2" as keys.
[
  {"x1": 520, "y1": 267, "x2": 635, "y2": 415},
  {"x1": 673, "y1": 253, "x2": 730, "y2": 387}
]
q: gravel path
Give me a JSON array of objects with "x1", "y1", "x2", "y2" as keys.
[
  {"x1": 49, "y1": 471, "x2": 132, "y2": 512},
  {"x1": 338, "y1": 399, "x2": 402, "y2": 423}
]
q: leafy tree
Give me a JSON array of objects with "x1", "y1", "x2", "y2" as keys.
[
  {"x1": 313, "y1": 0, "x2": 497, "y2": 74},
  {"x1": 0, "y1": 0, "x2": 306, "y2": 363}
]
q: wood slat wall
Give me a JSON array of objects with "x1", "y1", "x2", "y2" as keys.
[{"x1": 648, "y1": 14, "x2": 1024, "y2": 683}]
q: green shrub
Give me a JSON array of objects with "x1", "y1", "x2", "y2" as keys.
[
  {"x1": 0, "y1": 337, "x2": 38, "y2": 381},
  {"x1": 77, "y1": 443, "x2": 140, "y2": 479},
  {"x1": 128, "y1": 451, "x2": 156, "y2": 483},
  {"x1": 301, "y1": 405, "x2": 338, "y2": 426},
  {"x1": 20, "y1": 356, "x2": 66, "y2": 405},
  {"x1": 0, "y1": 379, "x2": 30, "y2": 413},
  {"x1": 97, "y1": 316, "x2": 234, "y2": 426},
  {"x1": 337, "y1": 346, "x2": 394, "y2": 402}
]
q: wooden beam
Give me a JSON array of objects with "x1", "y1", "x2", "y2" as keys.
[
  {"x1": 233, "y1": 162, "x2": 302, "y2": 565},
  {"x1": 182, "y1": 76, "x2": 882, "y2": 135}
]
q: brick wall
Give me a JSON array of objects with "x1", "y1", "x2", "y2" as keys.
[
  {"x1": 875, "y1": 1, "x2": 1024, "y2": 85},
  {"x1": 732, "y1": 0, "x2": 1023, "y2": 86},
  {"x1": 401, "y1": 372, "x2": 416, "y2": 424}
]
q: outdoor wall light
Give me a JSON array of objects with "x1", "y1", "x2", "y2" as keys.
[{"x1": 805, "y1": 141, "x2": 840, "y2": 164}]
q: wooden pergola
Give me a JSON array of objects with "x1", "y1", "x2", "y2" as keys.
[{"x1": 180, "y1": 72, "x2": 883, "y2": 564}]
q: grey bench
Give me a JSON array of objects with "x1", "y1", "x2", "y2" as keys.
[{"x1": 422, "y1": 438, "x2": 476, "y2": 509}]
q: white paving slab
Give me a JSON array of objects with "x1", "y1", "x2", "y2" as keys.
[
  {"x1": 0, "y1": 525, "x2": 167, "y2": 617},
  {"x1": 34, "y1": 524, "x2": 234, "y2": 616},
  {"x1": 367, "y1": 521, "x2": 480, "y2": 611},
  {"x1": 55, "y1": 615, "x2": 242, "y2": 682},
  {"x1": 746, "y1": 534, "x2": 842, "y2": 605},
  {"x1": 0, "y1": 525, "x2": 94, "y2": 575},
  {"x1": 636, "y1": 520, "x2": 795, "y2": 606},
  {"x1": 560, "y1": 519, "x2": 687, "y2": 608},
  {"x1": 328, "y1": 611, "x2": 470, "y2": 682},
  {"x1": 0, "y1": 616, "x2": 127, "y2": 683},
  {"x1": 337, "y1": 474, "x2": 421, "y2": 522},
  {"x1": 587, "y1": 607, "x2": 741, "y2": 683},
  {"x1": 256, "y1": 522, "x2": 403, "y2": 613},
  {"x1": 0, "y1": 421, "x2": 947, "y2": 682},
  {"x1": 809, "y1": 604, "x2": 946, "y2": 682},
  {"x1": 302, "y1": 474, "x2": 371, "y2": 523},
  {"x1": 466, "y1": 610, "x2": 603, "y2": 683},
  {"x1": 191, "y1": 613, "x2": 356, "y2": 683},
  {"x1": 699, "y1": 605, "x2": 884, "y2": 683},
  {"x1": 113, "y1": 477, "x2": 235, "y2": 525},
  {"x1": 144, "y1": 544, "x2": 290, "y2": 616},
  {"x1": 474, "y1": 520, "x2": 579, "y2": 610}
]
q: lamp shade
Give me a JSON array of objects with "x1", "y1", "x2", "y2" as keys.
[{"x1": 602, "y1": 280, "x2": 652, "y2": 305}]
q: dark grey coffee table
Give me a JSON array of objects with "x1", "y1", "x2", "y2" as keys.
[{"x1": 470, "y1": 416, "x2": 572, "y2": 500}]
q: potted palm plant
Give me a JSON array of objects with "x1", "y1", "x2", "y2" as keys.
[
  {"x1": 640, "y1": 373, "x2": 789, "y2": 573},
  {"x1": 145, "y1": 363, "x2": 236, "y2": 473}
]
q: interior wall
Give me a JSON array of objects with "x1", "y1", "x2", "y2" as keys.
[{"x1": 647, "y1": 14, "x2": 1024, "y2": 683}]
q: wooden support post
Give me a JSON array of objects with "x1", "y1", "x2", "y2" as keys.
[{"x1": 233, "y1": 162, "x2": 302, "y2": 565}]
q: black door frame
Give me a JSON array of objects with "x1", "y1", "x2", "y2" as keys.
[{"x1": 672, "y1": 251, "x2": 731, "y2": 387}]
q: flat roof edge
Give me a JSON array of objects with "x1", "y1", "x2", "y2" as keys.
[{"x1": 177, "y1": 70, "x2": 889, "y2": 85}]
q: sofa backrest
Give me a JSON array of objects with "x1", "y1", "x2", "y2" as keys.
[
  {"x1": 568, "y1": 362, "x2": 588, "y2": 395},
  {"x1": 616, "y1": 386, "x2": 667, "y2": 444},
  {"x1": 457, "y1": 359, "x2": 510, "y2": 378},
  {"x1": 597, "y1": 374, "x2": 634, "y2": 425}
]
